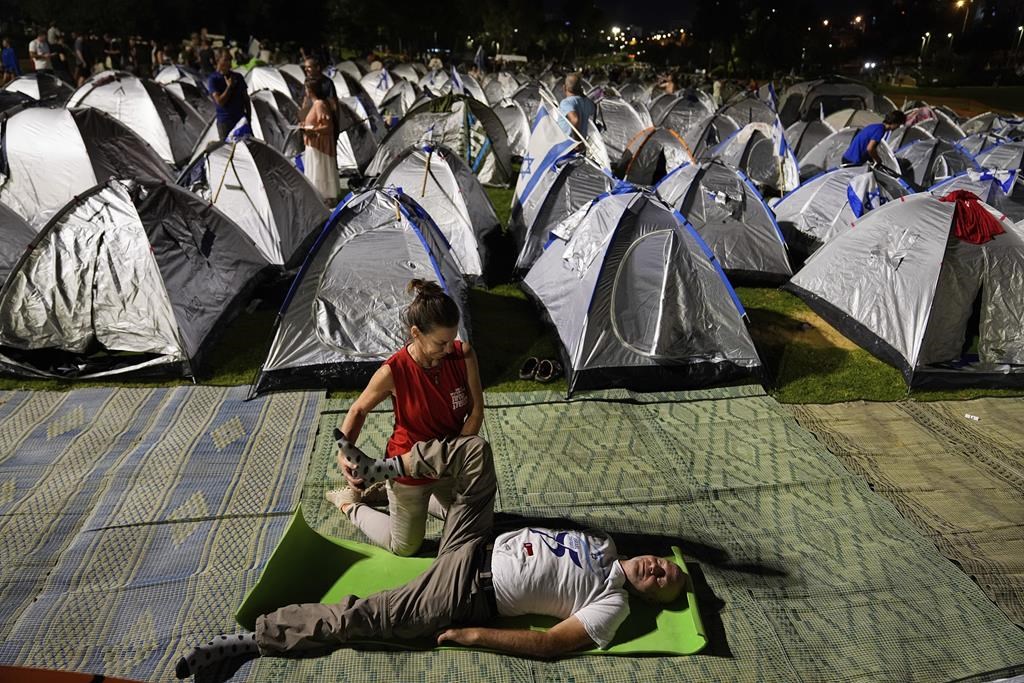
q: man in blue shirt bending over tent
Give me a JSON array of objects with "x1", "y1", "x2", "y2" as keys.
[
  {"x1": 557, "y1": 73, "x2": 596, "y2": 141},
  {"x1": 841, "y1": 110, "x2": 906, "y2": 166}
]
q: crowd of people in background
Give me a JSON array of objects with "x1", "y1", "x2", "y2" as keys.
[{"x1": 0, "y1": 24, "x2": 259, "y2": 87}]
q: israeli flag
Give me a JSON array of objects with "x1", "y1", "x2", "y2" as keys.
[
  {"x1": 766, "y1": 82, "x2": 779, "y2": 112},
  {"x1": 450, "y1": 66, "x2": 465, "y2": 95},
  {"x1": 847, "y1": 171, "x2": 881, "y2": 218},
  {"x1": 227, "y1": 117, "x2": 252, "y2": 141},
  {"x1": 514, "y1": 104, "x2": 574, "y2": 206},
  {"x1": 771, "y1": 115, "x2": 800, "y2": 192}
]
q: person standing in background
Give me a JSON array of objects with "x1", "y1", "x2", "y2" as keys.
[
  {"x1": 1, "y1": 37, "x2": 21, "y2": 85},
  {"x1": 208, "y1": 51, "x2": 250, "y2": 139},
  {"x1": 28, "y1": 30, "x2": 51, "y2": 72},
  {"x1": 299, "y1": 77, "x2": 340, "y2": 203}
]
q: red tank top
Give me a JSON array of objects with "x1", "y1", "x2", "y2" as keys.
[{"x1": 384, "y1": 339, "x2": 470, "y2": 485}]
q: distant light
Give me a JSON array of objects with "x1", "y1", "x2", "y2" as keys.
[
  {"x1": 823, "y1": 19, "x2": 829, "y2": 26},
  {"x1": 925, "y1": 31, "x2": 930, "y2": 37},
  {"x1": 854, "y1": 15, "x2": 862, "y2": 23},
  {"x1": 1019, "y1": 25, "x2": 1024, "y2": 30},
  {"x1": 611, "y1": 26, "x2": 621, "y2": 35},
  {"x1": 828, "y1": 42, "x2": 833, "y2": 48},
  {"x1": 956, "y1": 0, "x2": 965, "y2": 7},
  {"x1": 948, "y1": 32, "x2": 953, "y2": 37}
]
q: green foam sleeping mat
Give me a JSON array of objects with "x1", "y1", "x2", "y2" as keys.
[{"x1": 236, "y1": 505, "x2": 707, "y2": 656}]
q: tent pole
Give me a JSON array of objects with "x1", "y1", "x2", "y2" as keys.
[{"x1": 213, "y1": 141, "x2": 239, "y2": 204}]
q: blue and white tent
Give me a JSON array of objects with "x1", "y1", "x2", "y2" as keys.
[
  {"x1": 771, "y1": 165, "x2": 913, "y2": 256},
  {"x1": 251, "y1": 188, "x2": 471, "y2": 396},
  {"x1": 895, "y1": 139, "x2": 979, "y2": 190},
  {"x1": 522, "y1": 186, "x2": 761, "y2": 395},
  {"x1": 508, "y1": 104, "x2": 613, "y2": 272},
  {"x1": 930, "y1": 170, "x2": 1024, "y2": 222},
  {"x1": 657, "y1": 160, "x2": 792, "y2": 283}
]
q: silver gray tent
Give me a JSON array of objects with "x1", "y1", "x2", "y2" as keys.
[
  {"x1": 786, "y1": 119, "x2": 837, "y2": 160},
  {"x1": 596, "y1": 97, "x2": 651, "y2": 170},
  {"x1": 251, "y1": 188, "x2": 470, "y2": 395},
  {"x1": 0, "y1": 106, "x2": 172, "y2": 227},
  {"x1": 771, "y1": 165, "x2": 913, "y2": 256},
  {"x1": 511, "y1": 82, "x2": 552, "y2": 122},
  {"x1": 522, "y1": 188, "x2": 761, "y2": 395},
  {"x1": 656, "y1": 160, "x2": 791, "y2": 284},
  {"x1": 493, "y1": 99, "x2": 530, "y2": 158},
  {"x1": 2, "y1": 72, "x2": 74, "y2": 104},
  {"x1": 975, "y1": 141, "x2": 1024, "y2": 173},
  {"x1": 929, "y1": 171, "x2": 1024, "y2": 223},
  {"x1": 366, "y1": 94, "x2": 513, "y2": 187},
  {"x1": 163, "y1": 79, "x2": 216, "y2": 122},
  {"x1": 703, "y1": 121, "x2": 800, "y2": 194},
  {"x1": 824, "y1": 108, "x2": 881, "y2": 130},
  {"x1": 379, "y1": 79, "x2": 421, "y2": 122},
  {"x1": 179, "y1": 137, "x2": 328, "y2": 268},
  {"x1": 68, "y1": 71, "x2": 206, "y2": 167},
  {"x1": 0, "y1": 201, "x2": 34, "y2": 286},
  {"x1": 778, "y1": 77, "x2": 894, "y2": 126},
  {"x1": 245, "y1": 66, "x2": 304, "y2": 103},
  {"x1": 681, "y1": 113, "x2": 739, "y2": 162},
  {"x1": 508, "y1": 152, "x2": 614, "y2": 273},
  {"x1": 719, "y1": 93, "x2": 776, "y2": 126},
  {"x1": 884, "y1": 123, "x2": 935, "y2": 152},
  {"x1": 0, "y1": 179, "x2": 269, "y2": 379},
  {"x1": 374, "y1": 143, "x2": 501, "y2": 283},
  {"x1": 654, "y1": 90, "x2": 715, "y2": 132},
  {"x1": 895, "y1": 139, "x2": 979, "y2": 190},
  {"x1": 798, "y1": 127, "x2": 900, "y2": 180},
  {"x1": 962, "y1": 112, "x2": 1024, "y2": 139},
  {"x1": 958, "y1": 132, "x2": 1006, "y2": 157},
  {"x1": 785, "y1": 193, "x2": 1024, "y2": 389},
  {"x1": 483, "y1": 72, "x2": 521, "y2": 105},
  {"x1": 619, "y1": 127, "x2": 694, "y2": 185},
  {"x1": 911, "y1": 110, "x2": 966, "y2": 142}
]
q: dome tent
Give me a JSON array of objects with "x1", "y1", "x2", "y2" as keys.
[
  {"x1": 895, "y1": 139, "x2": 979, "y2": 190},
  {"x1": 703, "y1": 120, "x2": 800, "y2": 194},
  {"x1": 771, "y1": 165, "x2": 913, "y2": 257},
  {"x1": 366, "y1": 93, "x2": 513, "y2": 187},
  {"x1": 0, "y1": 106, "x2": 172, "y2": 227},
  {"x1": 374, "y1": 143, "x2": 502, "y2": 284},
  {"x1": 2, "y1": 72, "x2": 74, "y2": 104},
  {"x1": 798, "y1": 127, "x2": 900, "y2": 180},
  {"x1": 785, "y1": 193, "x2": 1024, "y2": 389},
  {"x1": 68, "y1": 71, "x2": 206, "y2": 167},
  {"x1": 786, "y1": 119, "x2": 836, "y2": 160},
  {"x1": 657, "y1": 160, "x2": 792, "y2": 284},
  {"x1": 0, "y1": 201, "x2": 34, "y2": 287},
  {"x1": 929, "y1": 170, "x2": 1024, "y2": 223},
  {"x1": 250, "y1": 188, "x2": 471, "y2": 396},
  {"x1": 178, "y1": 137, "x2": 329, "y2": 269},
  {"x1": 0, "y1": 179, "x2": 269, "y2": 379},
  {"x1": 619, "y1": 127, "x2": 694, "y2": 185},
  {"x1": 523, "y1": 186, "x2": 761, "y2": 396}
]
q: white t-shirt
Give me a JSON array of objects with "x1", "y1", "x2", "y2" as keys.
[
  {"x1": 491, "y1": 527, "x2": 629, "y2": 649},
  {"x1": 28, "y1": 39, "x2": 50, "y2": 70}
]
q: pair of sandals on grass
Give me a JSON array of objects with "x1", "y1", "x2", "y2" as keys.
[{"x1": 518, "y1": 356, "x2": 562, "y2": 383}]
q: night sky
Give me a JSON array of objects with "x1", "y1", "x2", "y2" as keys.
[{"x1": 593, "y1": 0, "x2": 866, "y2": 29}]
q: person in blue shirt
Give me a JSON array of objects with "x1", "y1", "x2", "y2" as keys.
[
  {"x1": 557, "y1": 72, "x2": 596, "y2": 141},
  {"x1": 841, "y1": 110, "x2": 907, "y2": 166},
  {"x1": 1, "y1": 37, "x2": 21, "y2": 85},
  {"x1": 207, "y1": 51, "x2": 250, "y2": 139}
]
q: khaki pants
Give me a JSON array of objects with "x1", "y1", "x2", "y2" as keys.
[
  {"x1": 256, "y1": 435, "x2": 496, "y2": 653},
  {"x1": 350, "y1": 476, "x2": 455, "y2": 556}
]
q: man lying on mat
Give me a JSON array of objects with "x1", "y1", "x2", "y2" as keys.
[{"x1": 175, "y1": 431, "x2": 685, "y2": 678}]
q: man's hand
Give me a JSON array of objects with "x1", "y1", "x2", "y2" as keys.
[{"x1": 437, "y1": 627, "x2": 478, "y2": 647}]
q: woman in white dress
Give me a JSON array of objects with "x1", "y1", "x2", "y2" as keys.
[{"x1": 300, "y1": 78, "x2": 339, "y2": 203}]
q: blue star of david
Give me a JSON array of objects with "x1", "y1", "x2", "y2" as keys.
[{"x1": 520, "y1": 154, "x2": 535, "y2": 175}]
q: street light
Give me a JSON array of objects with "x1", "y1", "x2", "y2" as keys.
[
  {"x1": 1017, "y1": 25, "x2": 1024, "y2": 53},
  {"x1": 948, "y1": 32, "x2": 954, "y2": 49},
  {"x1": 611, "y1": 26, "x2": 621, "y2": 36},
  {"x1": 957, "y1": 0, "x2": 972, "y2": 35}
]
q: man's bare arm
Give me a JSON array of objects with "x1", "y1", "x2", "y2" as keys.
[
  {"x1": 866, "y1": 139, "x2": 880, "y2": 164},
  {"x1": 436, "y1": 615, "x2": 595, "y2": 658}
]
